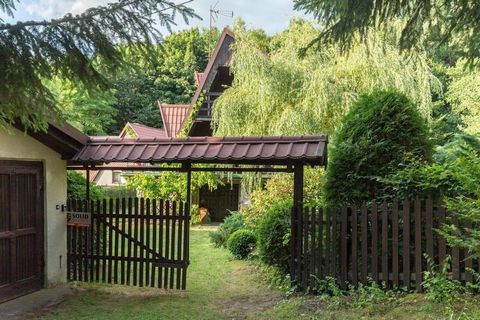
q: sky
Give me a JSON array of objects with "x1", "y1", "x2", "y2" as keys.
[{"x1": 0, "y1": 0, "x2": 313, "y2": 35}]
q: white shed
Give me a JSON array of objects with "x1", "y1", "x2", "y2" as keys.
[{"x1": 0, "y1": 121, "x2": 87, "y2": 302}]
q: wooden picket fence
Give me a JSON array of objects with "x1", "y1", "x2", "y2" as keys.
[
  {"x1": 66, "y1": 198, "x2": 190, "y2": 290},
  {"x1": 292, "y1": 196, "x2": 479, "y2": 291}
]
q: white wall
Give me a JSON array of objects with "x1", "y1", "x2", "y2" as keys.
[
  {"x1": 0, "y1": 127, "x2": 67, "y2": 286},
  {"x1": 95, "y1": 170, "x2": 127, "y2": 187}
]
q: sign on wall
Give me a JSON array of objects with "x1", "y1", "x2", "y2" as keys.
[{"x1": 67, "y1": 211, "x2": 91, "y2": 227}]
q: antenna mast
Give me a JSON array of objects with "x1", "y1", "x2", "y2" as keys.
[{"x1": 209, "y1": 2, "x2": 234, "y2": 55}]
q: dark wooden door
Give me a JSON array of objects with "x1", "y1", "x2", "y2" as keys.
[
  {"x1": 199, "y1": 184, "x2": 239, "y2": 222},
  {"x1": 0, "y1": 161, "x2": 44, "y2": 303}
]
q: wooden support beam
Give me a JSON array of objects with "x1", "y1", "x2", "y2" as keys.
[{"x1": 291, "y1": 164, "x2": 304, "y2": 287}]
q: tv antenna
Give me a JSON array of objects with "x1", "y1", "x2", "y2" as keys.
[{"x1": 209, "y1": 2, "x2": 234, "y2": 54}]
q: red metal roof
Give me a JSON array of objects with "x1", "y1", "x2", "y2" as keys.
[
  {"x1": 71, "y1": 136, "x2": 327, "y2": 166},
  {"x1": 119, "y1": 122, "x2": 167, "y2": 139},
  {"x1": 159, "y1": 104, "x2": 191, "y2": 138}
]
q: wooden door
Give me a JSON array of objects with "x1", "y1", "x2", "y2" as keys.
[{"x1": 0, "y1": 161, "x2": 44, "y2": 303}]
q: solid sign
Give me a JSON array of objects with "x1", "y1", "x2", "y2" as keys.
[{"x1": 67, "y1": 211, "x2": 91, "y2": 227}]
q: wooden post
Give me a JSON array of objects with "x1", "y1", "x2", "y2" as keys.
[
  {"x1": 85, "y1": 166, "x2": 91, "y2": 204},
  {"x1": 291, "y1": 163, "x2": 304, "y2": 286}
]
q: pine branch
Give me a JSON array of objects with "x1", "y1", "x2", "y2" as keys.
[{"x1": 0, "y1": 0, "x2": 199, "y2": 132}]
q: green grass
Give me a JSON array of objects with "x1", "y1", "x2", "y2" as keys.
[
  {"x1": 38, "y1": 226, "x2": 480, "y2": 320},
  {"x1": 39, "y1": 226, "x2": 281, "y2": 320}
]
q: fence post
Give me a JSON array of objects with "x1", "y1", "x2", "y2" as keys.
[{"x1": 291, "y1": 164, "x2": 304, "y2": 287}]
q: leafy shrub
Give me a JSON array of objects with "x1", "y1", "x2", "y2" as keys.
[
  {"x1": 209, "y1": 211, "x2": 245, "y2": 248},
  {"x1": 227, "y1": 229, "x2": 257, "y2": 259},
  {"x1": 67, "y1": 171, "x2": 103, "y2": 200},
  {"x1": 325, "y1": 89, "x2": 432, "y2": 205},
  {"x1": 422, "y1": 255, "x2": 464, "y2": 304},
  {"x1": 257, "y1": 201, "x2": 292, "y2": 273},
  {"x1": 243, "y1": 170, "x2": 325, "y2": 228},
  {"x1": 189, "y1": 205, "x2": 202, "y2": 225}
]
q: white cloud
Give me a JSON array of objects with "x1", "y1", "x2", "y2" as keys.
[{"x1": 24, "y1": 0, "x2": 109, "y2": 19}]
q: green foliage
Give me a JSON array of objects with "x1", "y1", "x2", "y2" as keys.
[
  {"x1": 422, "y1": 255, "x2": 464, "y2": 305},
  {"x1": 209, "y1": 211, "x2": 245, "y2": 248},
  {"x1": 190, "y1": 205, "x2": 202, "y2": 225},
  {"x1": 127, "y1": 169, "x2": 222, "y2": 201},
  {"x1": 107, "y1": 28, "x2": 214, "y2": 134},
  {"x1": 384, "y1": 140, "x2": 480, "y2": 258},
  {"x1": 67, "y1": 171, "x2": 103, "y2": 200},
  {"x1": 383, "y1": 136, "x2": 480, "y2": 199},
  {"x1": 0, "y1": 0, "x2": 197, "y2": 132},
  {"x1": 257, "y1": 202, "x2": 292, "y2": 273},
  {"x1": 212, "y1": 19, "x2": 436, "y2": 137},
  {"x1": 325, "y1": 89, "x2": 432, "y2": 205},
  {"x1": 293, "y1": 0, "x2": 480, "y2": 66},
  {"x1": 446, "y1": 61, "x2": 480, "y2": 136},
  {"x1": 227, "y1": 229, "x2": 257, "y2": 260},
  {"x1": 243, "y1": 169, "x2": 324, "y2": 228},
  {"x1": 46, "y1": 77, "x2": 116, "y2": 135},
  {"x1": 101, "y1": 186, "x2": 136, "y2": 199}
]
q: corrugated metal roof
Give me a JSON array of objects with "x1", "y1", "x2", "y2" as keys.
[
  {"x1": 159, "y1": 104, "x2": 191, "y2": 138},
  {"x1": 71, "y1": 136, "x2": 327, "y2": 166}
]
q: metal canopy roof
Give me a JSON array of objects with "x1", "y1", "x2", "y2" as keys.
[{"x1": 70, "y1": 135, "x2": 328, "y2": 166}]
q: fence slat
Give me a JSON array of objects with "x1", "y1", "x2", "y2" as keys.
[
  {"x1": 465, "y1": 218, "x2": 473, "y2": 283},
  {"x1": 403, "y1": 198, "x2": 410, "y2": 289},
  {"x1": 133, "y1": 198, "x2": 139, "y2": 286},
  {"x1": 426, "y1": 196, "x2": 434, "y2": 261},
  {"x1": 182, "y1": 201, "x2": 189, "y2": 290},
  {"x1": 452, "y1": 215, "x2": 460, "y2": 281},
  {"x1": 164, "y1": 200, "x2": 171, "y2": 288},
  {"x1": 392, "y1": 199, "x2": 399, "y2": 288},
  {"x1": 139, "y1": 198, "x2": 145, "y2": 287},
  {"x1": 114, "y1": 198, "x2": 120, "y2": 284},
  {"x1": 176, "y1": 202, "x2": 184, "y2": 289},
  {"x1": 151, "y1": 199, "x2": 157, "y2": 288},
  {"x1": 310, "y1": 208, "x2": 317, "y2": 280},
  {"x1": 95, "y1": 200, "x2": 101, "y2": 282},
  {"x1": 381, "y1": 201, "x2": 388, "y2": 286},
  {"x1": 371, "y1": 202, "x2": 378, "y2": 283},
  {"x1": 145, "y1": 198, "x2": 151, "y2": 286},
  {"x1": 361, "y1": 203, "x2": 368, "y2": 285},
  {"x1": 332, "y1": 208, "x2": 338, "y2": 279},
  {"x1": 351, "y1": 206, "x2": 358, "y2": 286},
  {"x1": 325, "y1": 208, "x2": 331, "y2": 278},
  {"x1": 414, "y1": 197, "x2": 422, "y2": 292},
  {"x1": 120, "y1": 198, "x2": 126, "y2": 285},
  {"x1": 438, "y1": 200, "x2": 446, "y2": 267},
  {"x1": 158, "y1": 200, "x2": 164, "y2": 288},
  {"x1": 340, "y1": 207, "x2": 347, "y2": 289},
  {"x1": 318, "y1": 208, "x2": 324, "y2": 280},
  {"x1": 169, "y1": 201, "x2": 177, "y2": 289},
  {"x1": 126, "y1": 198, "x2": 133, "y2": 285}
]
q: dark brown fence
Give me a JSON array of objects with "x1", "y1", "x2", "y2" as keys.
[
  {"x1": 67, "y1": 198, "x2": 190, "y2": 290},
  {"x1": 292, "y1": 196, "x2": 479, "y2": 291}
]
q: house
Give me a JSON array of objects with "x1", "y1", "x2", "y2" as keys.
[
  {"x1": 0, "y1": 120, "x2": 88, "y2": 303},
  {"x1": 92, "y1": 28, "x2": 240, "y2": 221},
  {"x1": 158, "y1": 28, "x2": 240, "y2": 221},
  {"x1": 90, "y1": 122, "x2": 168, "y2": 186}
]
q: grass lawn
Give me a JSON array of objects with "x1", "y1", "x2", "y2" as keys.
[{"x1": 36, "y1": 226, "x2": 480, "y2": 320}]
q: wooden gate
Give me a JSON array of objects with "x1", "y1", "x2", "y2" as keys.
[
  {"x1": 67, "y1": 198, "x2": 190, "y2": 289},
  {"x1": 0, "y1": 161, "x2": 44, "y2": 303}
]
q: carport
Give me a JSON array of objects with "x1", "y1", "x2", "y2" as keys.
[{"x1": 67, "y1": 135, "x2": 327, "y2": 288}]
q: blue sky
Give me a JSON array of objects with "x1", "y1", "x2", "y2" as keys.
[{"x1": 0, "y1": 0, "x2": 313, "y2": 35}]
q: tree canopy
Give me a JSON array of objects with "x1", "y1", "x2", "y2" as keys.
[
  {"x1": 0, "y1": 0, "x2": 197, "y2": 131},
  {"x1": 212, "y1": 19, "x2": 437, "y2": 137},
  {"x1": 293, "y1": 0, "x2": 480, "y2": 66}
]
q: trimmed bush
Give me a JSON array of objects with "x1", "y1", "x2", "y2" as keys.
[
  {"x1": 325, "y1": 89, "x2": 432, "y2": 205},
  {"x1": 257, "y1": 201, "x2": 291, "y2": 273},
  {"x1": 209, "y1": 211, "x2": 245, "y2": 248},
  {"x1": 227, "y1": 229, "x2": 257, "y2": 259}
]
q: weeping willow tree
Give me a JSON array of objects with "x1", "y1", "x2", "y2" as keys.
[
  {"x1": 447, "y1": 61, "x2": 480, "y2": 136},
  {"x1": 212, "y1": 19, "x2": 438, "y2": 136}
]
